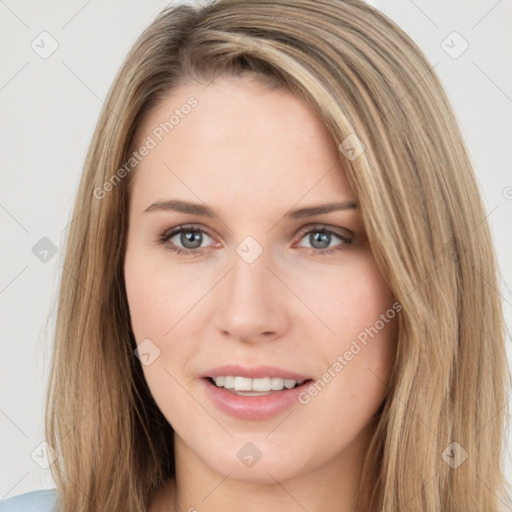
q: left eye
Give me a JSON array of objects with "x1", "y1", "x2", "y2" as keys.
[{"x1": 297, "y1": 228, "x2": 349, "y2": 252}]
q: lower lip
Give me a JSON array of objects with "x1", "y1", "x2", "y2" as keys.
[{"x1": 202, "y1": 378, "x2": 310, "y2": 421}]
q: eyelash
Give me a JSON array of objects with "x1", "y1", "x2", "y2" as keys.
[{"x1": 156, "y1": 224, "x2": 352, "y2": 257}]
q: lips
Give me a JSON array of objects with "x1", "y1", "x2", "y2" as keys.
[{"x1": 200, "y1": 364, "x2": 313, "y2": 420}]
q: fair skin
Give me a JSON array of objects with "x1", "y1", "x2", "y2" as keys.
[{"x1": 124, "y1": 74, "x2": 397, "y2": 512}]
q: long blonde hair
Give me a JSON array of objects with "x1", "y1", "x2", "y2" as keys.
[{"x1": 45, "y1": 0, "x2": 511, "y2": 510}]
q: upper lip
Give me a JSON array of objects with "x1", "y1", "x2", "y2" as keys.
[{"x1": 202, "y1": 364, "x2": 313, "y2": 382}]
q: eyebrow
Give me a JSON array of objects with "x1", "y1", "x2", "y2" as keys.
[{"x1": 144, "y1": 199, "x2": 357, "y2": 219}]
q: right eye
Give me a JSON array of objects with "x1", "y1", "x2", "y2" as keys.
[{"x1": 157, "y1": 224, "x2": 219, "y2": 256}]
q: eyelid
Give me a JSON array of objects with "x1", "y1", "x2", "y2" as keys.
[
  {"x1": 294, "y1": 223, "x2": 353, "y2": 240},
  {"x1": 161, "y1": 223, "x2": 216, "y2": 240}
]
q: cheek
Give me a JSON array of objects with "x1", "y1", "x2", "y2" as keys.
[
  {"x1": 124, "y1": 247, "x2": 207, "y2": 340},
  {"x1": 343, "y1": 265, "x2": 397, "y2": 377},
  {"x1": 124, "y1": 252, "x2": 203, "y2": 424},
  {"x1": 300, "y1": 255, "x2": 398, "y2": 413},
  {"x1": 124, "y1": 247, "x2": 211, "y2": 400},
  {"x1": 295, "y1": 251, "x2": 397, "y2": 347}
]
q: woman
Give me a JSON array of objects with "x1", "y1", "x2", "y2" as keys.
[{"x1": 2, "y1": 0, "x2": 510, "y2": 510}]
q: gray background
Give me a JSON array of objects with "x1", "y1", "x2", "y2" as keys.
[{"x1": 1, "y1": 0, "x2": 511, "y2": 499}]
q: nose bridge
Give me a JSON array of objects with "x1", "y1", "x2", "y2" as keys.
[
  {"x1": 215, "y1": 239, "x2": 288, "y2": 340},
  {"x1": 227, "y1": 242, "x2": 274, "y2": 307}
]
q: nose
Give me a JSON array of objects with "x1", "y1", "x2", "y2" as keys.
[{"x1": 214, "y1": 244, "x2": 291, "y2": 344}]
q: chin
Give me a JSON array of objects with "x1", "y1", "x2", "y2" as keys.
[{"x1": 197, "y1": 435, "x2": 314, "y2": 484}]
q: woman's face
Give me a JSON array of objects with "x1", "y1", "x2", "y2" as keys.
[{"x1": 124, "y1": 74, "x2": 398, "y2": 484}]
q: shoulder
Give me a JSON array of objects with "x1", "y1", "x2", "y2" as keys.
[{"x1": 0, "y1": 489, "x2": 59, "y2": 512}]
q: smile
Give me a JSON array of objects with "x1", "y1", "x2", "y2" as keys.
[
  {"x1": 202, "y1": 366, "x2": 313, "y2": 420},
  {"x1": 210, "y1": 376, "x2": 305, "y2": 395}
]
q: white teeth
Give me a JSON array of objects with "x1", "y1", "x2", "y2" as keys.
[
  {"x1": 270, "y1": 377, "x2": 284, "y2": 390},
  {"x1": 223, "y1": 376, "x2": 235, "y2": 389},
  {"x1": 233, "y1": 376, "x2": 252, "y2": 391},
  {"x1": 252, "y1": 377, "x2": 271, "y2": 392},
  {"x1": 284, "y1": 379, "x2": 296, "y2": 389},
  {"x1": 211, "y1": 376, "x2": 302, "y2": 392}
]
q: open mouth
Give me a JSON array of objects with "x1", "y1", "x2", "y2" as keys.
[{"x1": 206, "y1": 376, "x2": 312, "y2": 396}]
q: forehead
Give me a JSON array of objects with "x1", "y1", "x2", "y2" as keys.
[{"x1": 129, "y1": 75, "x2": 355, "y2": 210}]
